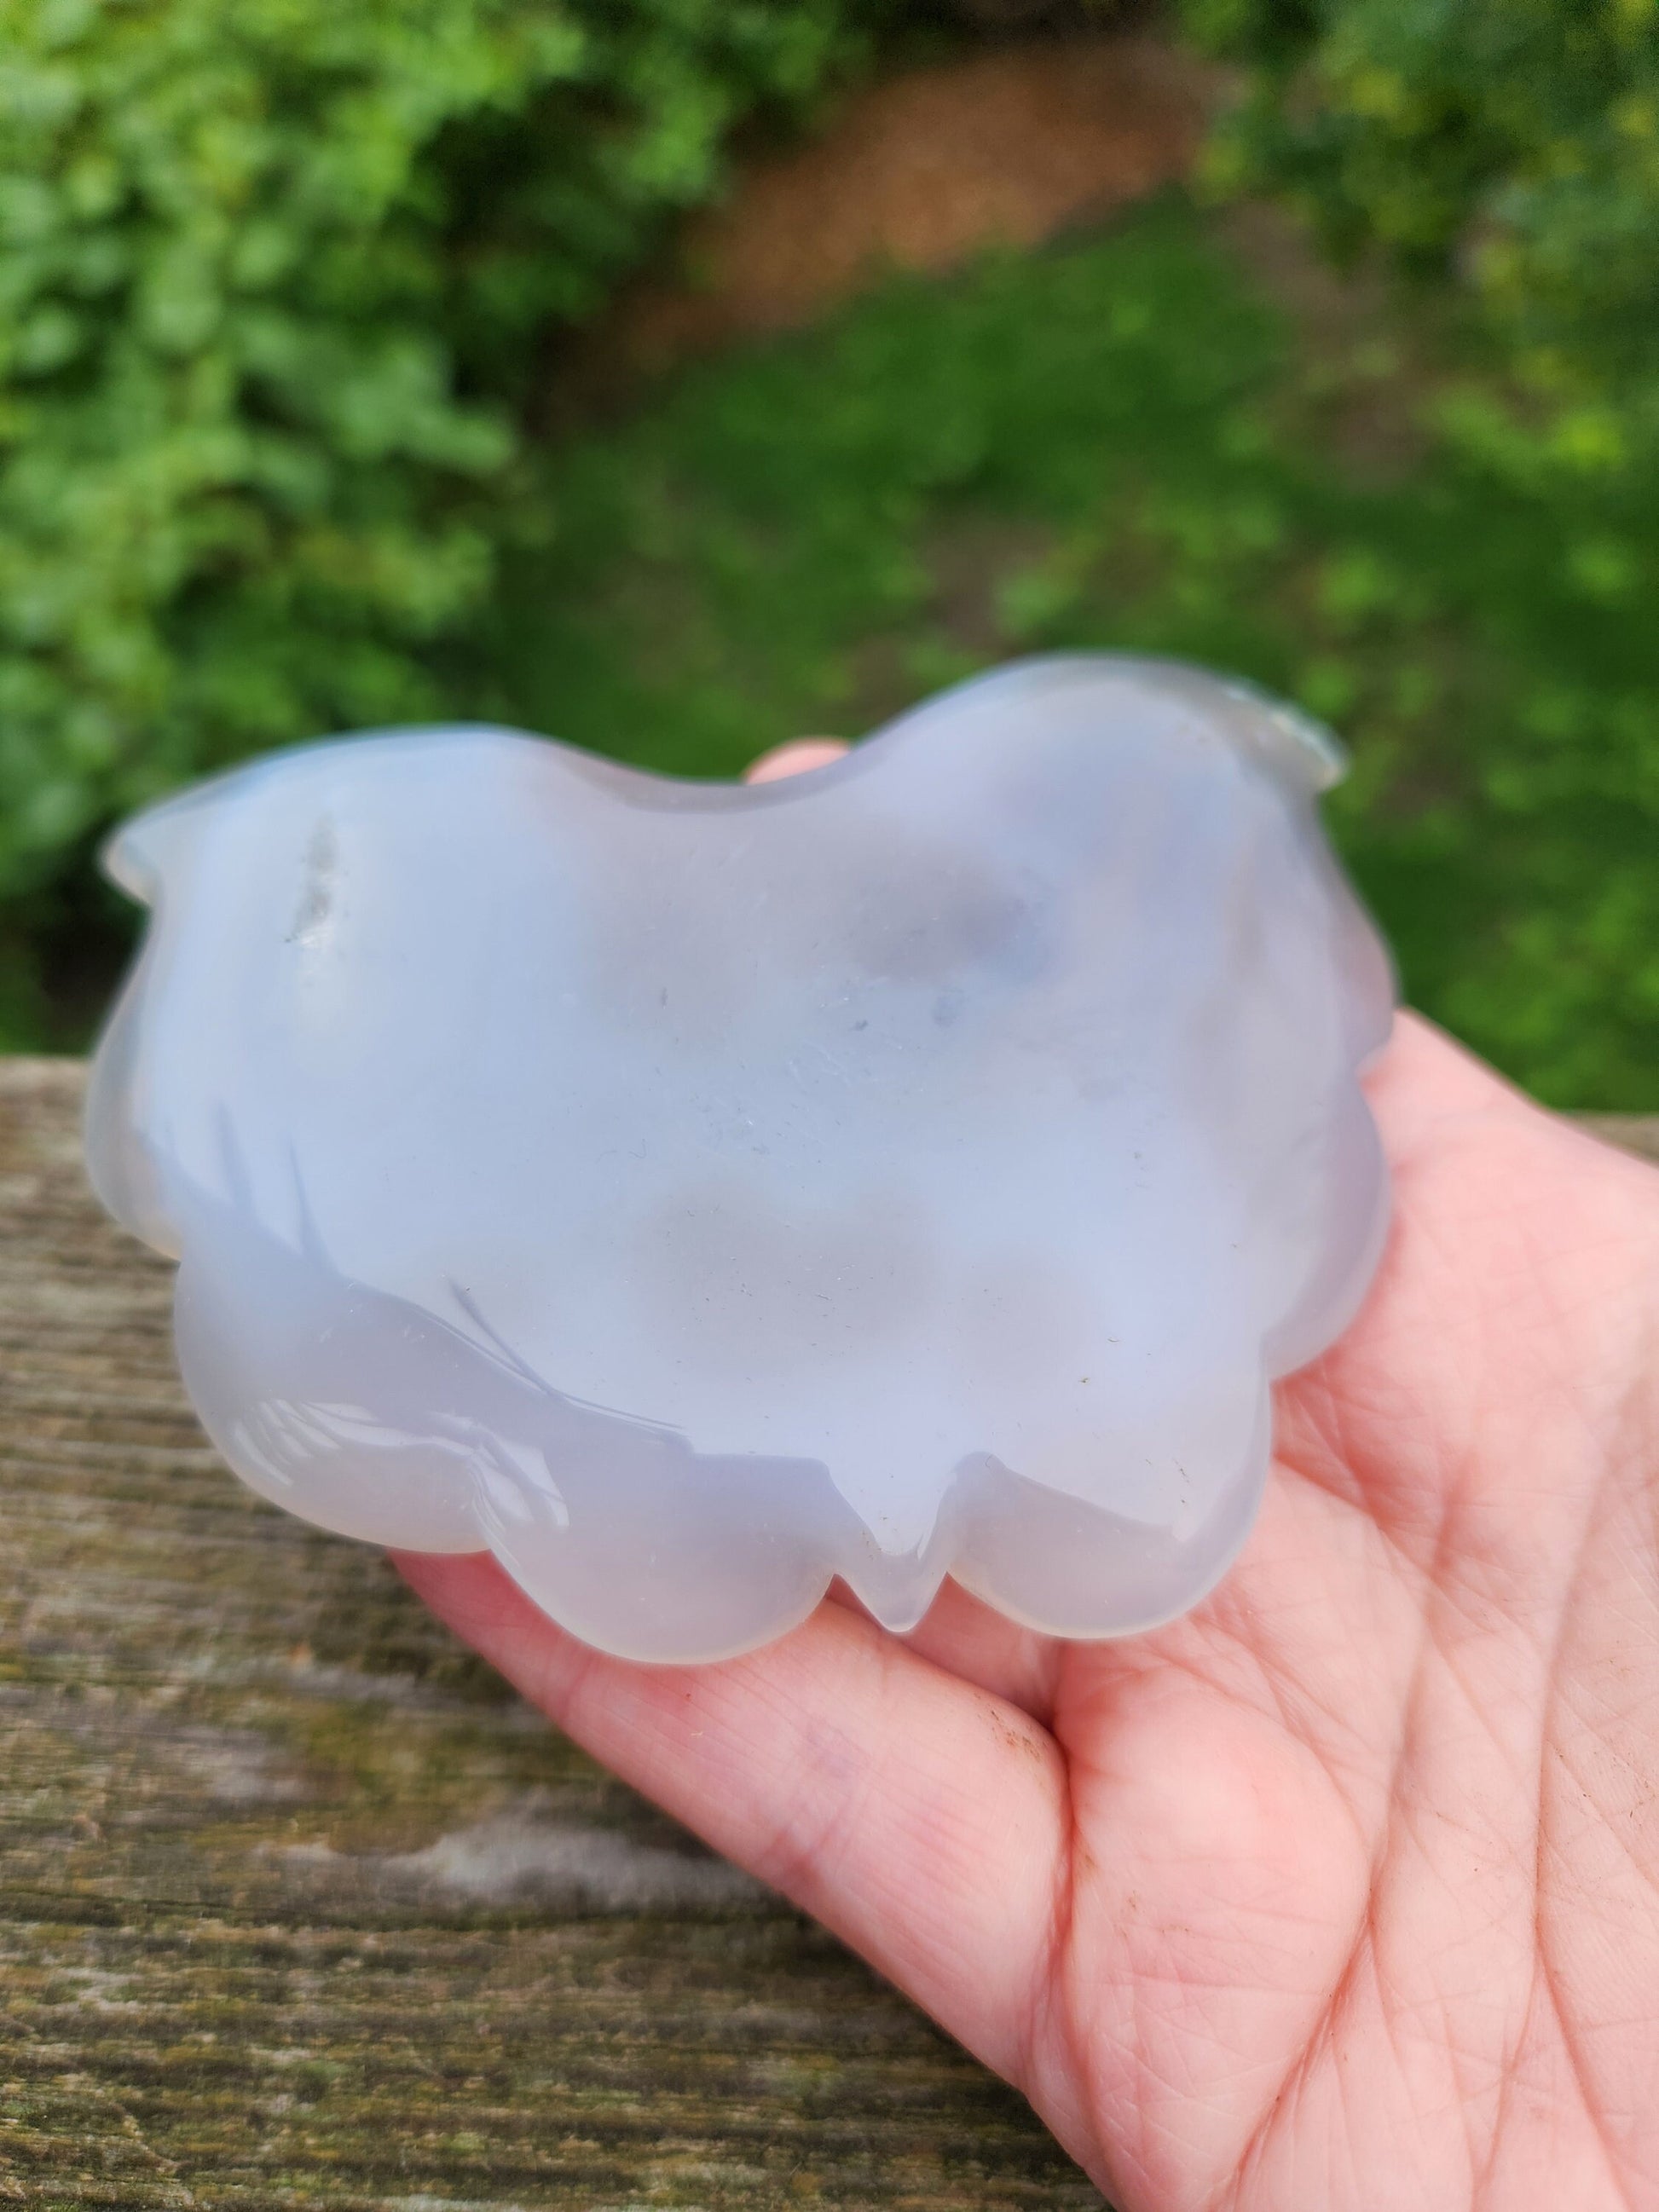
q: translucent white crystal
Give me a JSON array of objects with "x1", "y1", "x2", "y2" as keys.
[{"x1": 84, "y1": 656, "x2": 1393, "y2": 1662}]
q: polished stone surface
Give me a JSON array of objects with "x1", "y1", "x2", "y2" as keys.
[{"x1": 85, "y1": 656, "x2": 1392, "y2": 1661}]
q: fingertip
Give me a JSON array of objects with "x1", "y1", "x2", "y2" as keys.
[{"x1": 743, "y1": 738, "x2": 850, "y2": 785}]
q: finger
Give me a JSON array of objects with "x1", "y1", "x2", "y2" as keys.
[
  {"x1": 826, "y1": 1576, "x2": 1064, "y2": 1725},
  {"x1": 743, "y1": 737, "x2": 849, "y2": 784},
  {"x1": 394, "y1": 1549, "x2": 1071, "y2": 2108}
]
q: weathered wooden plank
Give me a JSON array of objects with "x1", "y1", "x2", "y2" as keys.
[
  {"x1": 0, "y1": 1059, "x2": 1105, "y2": 2209},
  {"x1": 1581, "y1": 1113, "x2": 1659, "y2": 1165},
  {"x1": 4, "y1": 1058, "x2": 1655, "y2": 2208}
]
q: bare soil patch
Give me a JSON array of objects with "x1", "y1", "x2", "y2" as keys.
[{"x1": 566, "y1": 35, "x2": 1216, "y2": 397}]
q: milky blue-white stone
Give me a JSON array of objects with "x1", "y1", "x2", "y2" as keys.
[{"x1": 85, "y1": 656, "x2": 1393, "y2": 1661}]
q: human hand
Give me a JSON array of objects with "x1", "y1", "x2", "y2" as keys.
[{"x1": 396, "y1": 741, "x2": 1659, "y2": 2210}]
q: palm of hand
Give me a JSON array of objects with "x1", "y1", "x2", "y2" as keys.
[{"x1": 400, "y1": 1014, "x2": 1659, "y2": 2211}]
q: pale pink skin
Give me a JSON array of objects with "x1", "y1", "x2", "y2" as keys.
[{"x1": 397, "y1": 741, "x2": 1659, "y2": 2211}]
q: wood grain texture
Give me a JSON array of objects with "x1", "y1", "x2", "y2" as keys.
[
  {"x1": 0, "y1": 1060, "x2": 1103, "y2": 2210},
  {"x1": 1580, "y1": 1114, "x2": 1659, "y2": 1166},
  {"x1": 3, "y1": 1058, "x2": 1654, "y2": 2209}
]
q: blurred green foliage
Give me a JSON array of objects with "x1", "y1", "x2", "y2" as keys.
[
  {"x1": 475, "y1": 202, "x2": 1659, "y2": 1106},
  {"x1": 2, "y1": 0, "x2": 1655, "y2": 1104},
  {"x1": 0, "y1": 0, "x2": 865, "y2": 1034},
  {"x1": 1183, "y1": 2, "x2": 1659, "y2": 487},
  {"x1": 1187, "y1": 2, "x2": 1655, "y2": 294},
  {"x1": 1165, "y1": 0, "x2": 1659, "y2": 1099}
]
